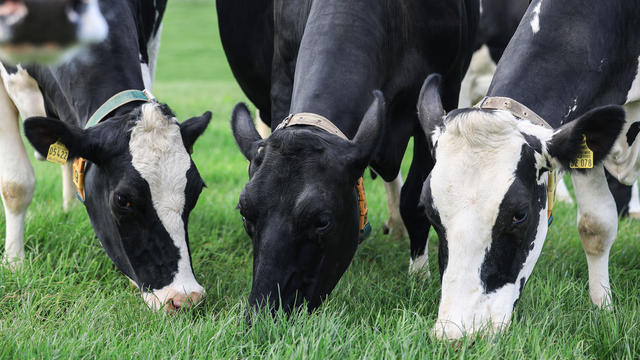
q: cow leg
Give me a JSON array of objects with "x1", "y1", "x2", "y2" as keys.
[
  {"x1": 0, "y1": 65, "x2": 75, "y2": 213},
  {"x1": 382, "y1": 170, "x2": 408, "y2": 240},
  {"x1": 0, "y1": 75, "x2": 34, "y2": 268},
  {"x1": 555, "y1": 176, "x2": 574, "y2": 204},
  {"x1": 61, "y1": 162, "x2": 75, "y2": 211},
  {"x1": 401, "y1": 131, "x2": 433, "y2": 276},
  {"x1": 571, "y1": 164, "x2": 617, "y2": 308},
  {"x1": 629, "y1": 181, "x2": 640, "y2": 219}
]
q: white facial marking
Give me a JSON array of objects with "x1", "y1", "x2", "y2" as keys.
[
  {"x1": 530, "y1": 1, "x2": 542, "y2": 34},
  {"x1": 77, "y1": 0, "x2": 108, "y2": 44},
  {"x1": 430, "y1": 110, "x2": 553, "y2": 339},
  {"x1": 129, "y1": 104, "x2": 204, "y2": 309}
]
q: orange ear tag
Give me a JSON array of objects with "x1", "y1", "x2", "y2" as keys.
[{"x1": 73, "y1": 158, "x2": 86, "y2": 201}]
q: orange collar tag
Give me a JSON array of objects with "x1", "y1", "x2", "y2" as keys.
[
  {"x1": 73, "y1": 158, "x2": 86, "y2": 202},
  {"x1": 356, "y1": 177, "x2": 371, "y2": 242},
  {"x1": 547, "y1": 171, "x2": 557, "y2": 225}
]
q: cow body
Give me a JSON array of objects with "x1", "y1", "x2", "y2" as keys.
[
  {"x1": 221, "y1": 0, "x2": 478, "y2": 313},
  {"x1": 419, "y1": 0, "x2": 640, "y2": 338},
  {"x1": 0, "y1": 0, "x2": 108, "y2": 63},
  {"x1": 0, "y1": 0, "x2": 212, "y2": 311}
]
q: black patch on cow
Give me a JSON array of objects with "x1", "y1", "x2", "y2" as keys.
[
  {"x1": 606, "y1": 170, "x2": 632, "y2": 216},
  {"x1": 512, "y1": 277, "x2": 527, "y2": 310},
  {"x1": 421, "y1": 174, "x2": 448, "y2": 279},
  {"x1": 521, "y1": 132, "x2": 542, "y2": 153},
  {"x1": 480, "y1": 144, "x2": 545, "y2": 293},
  {"x1": 627, "y1": 122, "x2": 640, "y2": 146}
]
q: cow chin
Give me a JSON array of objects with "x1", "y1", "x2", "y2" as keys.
[{"x1": 432, "y1": 283, "x2": 520, "y2": 340}]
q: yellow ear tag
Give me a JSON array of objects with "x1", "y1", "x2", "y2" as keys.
[
  {"x1": 569, "y1": 135, "x2": 593, "y2": 169},
  {"x1": 46, "y1": 140, "x2": 69, "y2": 165}
]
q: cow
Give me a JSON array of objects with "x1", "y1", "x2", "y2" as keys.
[
  {"x1": 0, "y1": 0, "x2": 107, "y2": 63},
  {"x1": 0, "y1": 0, "x2": 211, "y2": 311},
  {"x1": 417, "y1": 0, "x2": 640, "y2": 339},
  {"x1": 219, "y1": 0, "x2": 478, "y2": 314}
]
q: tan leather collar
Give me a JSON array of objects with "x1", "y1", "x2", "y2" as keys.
[
  {"x1": 475, "y1": 96, "x2": 552, "y2": 129},
  {"x1": 275, "y1": 113, "x2": 349, "y2": 140}
]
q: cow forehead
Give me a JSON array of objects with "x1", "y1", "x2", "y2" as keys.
[
  {"x1": 129, "y1": 104, "x2": 191, "y2": 207},
  {"x1": 432, "y1": 113, "x2": 526, "y2": 216}
]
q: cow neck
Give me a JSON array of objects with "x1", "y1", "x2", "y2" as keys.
[
  {"x1": 287, "y1": 0, "x2": 384, "y2": 139},
  {"x1": 487, "y1": 1, "x2": 640, "y2": 129},
  {"x1": 275, "y1": 113, "x2": 372, "y2": 242}
]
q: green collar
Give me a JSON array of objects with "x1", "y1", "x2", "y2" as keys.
[{"x1": 85, "y1": 89, "x2": 151, "y2": 128}]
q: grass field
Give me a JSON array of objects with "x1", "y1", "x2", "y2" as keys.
[{"x1": 2, "y1": 1, "x2": 640, "y2": 358}]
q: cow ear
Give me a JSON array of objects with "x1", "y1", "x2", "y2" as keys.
[
  {"x1": 23, "y1": 116, "x2": 100, "y2": 163},
  {"x1": 417, "y1": 74, "x2": 446, "y2": 150},
  {"x1": 180, "y1": 111, "x2": 212, "y2": 152},
  {"x1": 348, "y1": 90, "x2": 385, "y2": 172},
  {"x1": 231, "y1": 103, "x2": 262, "y2": 161},
  {"x1": 546, "y1": 105, "x2": 626, "y2": 169}
]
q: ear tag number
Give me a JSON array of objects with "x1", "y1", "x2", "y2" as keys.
[
  {"x1": 46, "y1": 141, "x2": 69, "y2": 165},
  {"x1": 569, "y1": 135, "x2": 593, "y2": 169}
]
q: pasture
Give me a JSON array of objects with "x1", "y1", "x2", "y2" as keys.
[{"x1": 1, "y1": 1, "x2": 640, "y2": 358}]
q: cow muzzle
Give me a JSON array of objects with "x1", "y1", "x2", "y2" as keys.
[
  {"x1": 433, "y1": 285, "x2": 517, "y2": 339},
  {"x1": 141, "y1": 283, "x2": 205, "y2": 312}
]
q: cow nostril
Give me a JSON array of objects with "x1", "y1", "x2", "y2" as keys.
[{"x1": 165, "y1": 291, "x2": 204, "y2": 312}]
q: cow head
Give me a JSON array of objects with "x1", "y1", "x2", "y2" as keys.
[
  {"x1": 231, "y1": 92, "x2": 384, "y2": 314},
  {"x1": 0, "y1": 0, "x2": 108, "y2": 63},
  {"x1": 24, "y1": 102, "x2": 211, "y2": 311},
  {"x1": 417, "y1": 74, "x2": 625, "y2": 339}
]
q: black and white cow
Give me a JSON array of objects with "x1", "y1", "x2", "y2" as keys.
[
  {"x1": 417, "y1": 0, "x2": 640, "y2": 339},
  {"x1": 219, "y1": 0, "x2": 478, "y2": 314},
  {"x1": 0, "y1": 0, "x2": 211, "y2": 311},
  {"x1": 0, "y1": 0, "x2": 107, "y2": 63}
]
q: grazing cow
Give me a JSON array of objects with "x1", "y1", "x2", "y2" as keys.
[
  {"x1": 417, "y1": 0, "x2": 640, "y2": 338},
  {"x1": 0, "y1": 0, "x2": 211, "y2": 311},
  {"x1": 0, "y1": 0, "x2": 107, "y2": 63},
  {"x1": 219, "y1": 0, "x2": 478, "y2": 313}
]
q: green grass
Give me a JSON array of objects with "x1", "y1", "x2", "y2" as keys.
[{"x1": 2, "y1": 1, "x2": 640, "y2": 358}]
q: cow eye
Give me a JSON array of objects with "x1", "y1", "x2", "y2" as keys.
[
  {"x1": 314, "y1": 214, "x2": 332, "y2": 234},
  {"x1": 114, "y1": 193, "x2": 132, "y2": 210},
  {"x1": 512, "y1": 210, "x2": 528, "y2": 225},
  {"x1": 242, "y1": 216, "x2": 255, "y2": 237}
]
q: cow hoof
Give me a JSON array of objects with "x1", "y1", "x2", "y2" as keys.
[
  {"x1": 629, "y1": 212, "x2": 640, "y2": 220},
  {"x1": 2, "y1": 255, "x2": 24, "y2": 271},
  {"x1": 408, "y1": 254, "x2": 430, "y2": 279},
  {"x1": 383, "y1": 218, "x2": 408, "y2": 241}
]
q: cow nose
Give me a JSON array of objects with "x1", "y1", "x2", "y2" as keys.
[{"x1": 165, "y1": 291, "x2": 204, "y2": 311}]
